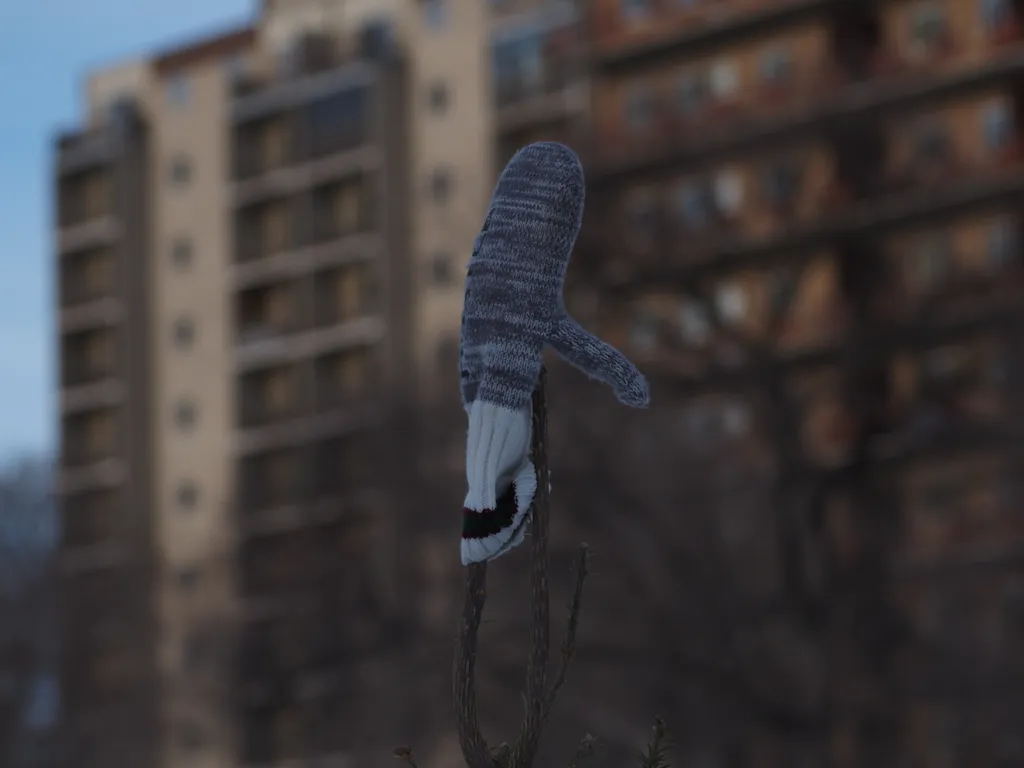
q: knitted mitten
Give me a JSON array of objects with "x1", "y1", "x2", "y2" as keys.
[{"x1": 458, "y1": 142, "x2": 649, "y2": 566}]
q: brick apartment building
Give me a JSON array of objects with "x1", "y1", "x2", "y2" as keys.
[{"x1": 573, "y1": 0, "x2": 1024, "y2": 763}]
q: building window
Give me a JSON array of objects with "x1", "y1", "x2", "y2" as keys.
[
  {"x1": 428, "y1": 81, "x2": 450, "y2": 113},
  {"x1": 983, "y1": 100, "x2": 1014, "y2": 151},
  {"x1": 709, "y1": 60, "x2": 738, "y2": 100},
  {"x1": 673, "y1": 180, "x2": 713, "y2": 228},
  {"x1": 179, "y1": 722, "x2": 206, "y2": 751},
  {"x1": 713, "y1": 170, "x2": 744, "y2": 215},
  {"x1": 679, "y1": 299, "x2": 712, "y2": 345},
  {"x1": 676, "y1": 72, "x2": 708, "y2": 117},
  {"x1": 761, "y1": 160, "x2": 803, "y2": 207},
  {"x1": 176, "y1": 481, "x2": 199, "y2": 510},
  {"x1": 436, "y1": 336, "x2": 459, "y2": 373},
  {"x1": 912, "y1": 120, "x2": 950, "y2": 165},
  {"x1": 164, "y1": 74, "x2": 190, "y2": 107},
  {"x1": 629, "y1": 309, "x2": 659, "y2": 352},
  {"x1": 169, "y1": 156, "x2": 192, "y2": 186},
  {"x1": 625, "y1": 193, "x2": 658, "y2": 238},
  {"x1": 625, "y1": 84, "x2": 655, "y2": 133},
  {"x1": 987, "y1": 218, "x2": 1019, "y2": 271},
  {"x1": 171, "y1": 238, "x2": 193, "y2": 269},
  {"x1": 182, "y1": 633, "x2": 208, "y2": 671},
  {"x1": 223, "y1": 53, "x2": 248, "y2": 84},
  {"x1": 759, "y1": 46, "x2": 793, "y2": 86},
  {"x1": 715, "y1": 282, "x2": 748, "y2": 325},
  {"x1": 172, "y1": 317, "x2": 195, "y2": 348},
  {"x1": 912, "y1": 233, "x2": 953, "y2": 289},
  {"x1": 980, "y1": 0, "x2": 1013, "y2": 31},
  {"x1": 909, "y1": 2, "x2": 946, "y2": 53},
  {"x1": 430, "y1": 168, "x2": 453, "y2": 202},
  {"x1": 174, "y1": 399, "x2": 198, "y2": 430},
  {"x1": 424, "y1": 0, "x2": 447, "y2": 29},
  {"x1": 621, "y1": 0, "x2": 652, "y2": 22},
  {"x1": 431, "y1": 252, "x2": 455, "y2": 285},
  {"x1": 176, "y1": 566, "x2": 201, "y2": 590}
]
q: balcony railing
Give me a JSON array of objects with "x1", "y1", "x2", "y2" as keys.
[
  {"x1": 582, "y1": 145, "x2": 1024, "y2": 287},
  {"x1": 586, "y1": 42, "x2": 1024, "y2": 181},
  {"x1": 57, "y1": 128, "x2": 115, "y2": 177}
]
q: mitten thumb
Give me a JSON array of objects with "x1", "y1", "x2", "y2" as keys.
[{"x1": 549, "y1": 315, "x2": 650, "y2": 407}]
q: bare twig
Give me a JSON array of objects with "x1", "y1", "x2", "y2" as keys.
[
  {"x1": 511, "y1": 367, "x2": 552, "y2": 768},
  {"x1": 637, "y1": 718, "x2": 672, "y2": 768},
  {"x1": 392, "y1": 746, "x2": 420, "y2": 768},
  {"x1": 454, "y1": 562, "x2": 494, "y2": 768},
  {"x1": 568, "y1": 733, "x2": 597, "y2": 767},
  {"x1": 545, "y1": 544, "x2": 590, "y2": 721}
]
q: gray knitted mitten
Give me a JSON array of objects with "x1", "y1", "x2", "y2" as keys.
[{"x1": 459, "y1": 142, "x2": 649, "y2": 565}]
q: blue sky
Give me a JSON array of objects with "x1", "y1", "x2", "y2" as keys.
[{"x1": 0, "y1": 0, "x2": 254, "y2": 464}]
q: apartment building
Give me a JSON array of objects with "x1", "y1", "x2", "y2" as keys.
[
  {"x1": 576, "y1": 0, "x2": 1024, "y2": 764},
  {"x1": 51, "y1": 0, "x2": 501, "y2": 764}
]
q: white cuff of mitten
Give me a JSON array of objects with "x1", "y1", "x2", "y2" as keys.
[{"x1": 460, "y1": 400, "x2": 536, "y2": 565}]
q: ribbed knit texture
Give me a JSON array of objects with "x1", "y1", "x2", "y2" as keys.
[{"x1": 458, "y1": 142, "x2": 650, "y2": 565}]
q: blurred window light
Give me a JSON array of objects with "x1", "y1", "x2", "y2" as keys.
[
  {"x1": 708, "y1": 59, "x2": 738, "y2": 99},
  {"x1": 424, "y1": 0, "x2": 447, "y2": 29},
  {"x1": 715, "y1": 282, "x2": 747, "y2": 324},
  {"x1": 164, "y1": 73, "x2": 190, "y2": 108},
  {"x1": 713, "y1": 170, "x2": 743, "y2": 214}
]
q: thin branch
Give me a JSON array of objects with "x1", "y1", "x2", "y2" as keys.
[
  {"x1": 545, "y1": 544, "x2": 590, "y2": 721},
  {"x1": 512, "y1": 366, "x2": 552, "y2": 768},
  {"x1": 568, "y1": 734, "x2": 597, "y2": 767},
  {"x1": 392, "y1": 746, "x2": 420, "y2": 768},
  {"x1": 453, "y1": 561, "x2": 494, "y2": 768}
]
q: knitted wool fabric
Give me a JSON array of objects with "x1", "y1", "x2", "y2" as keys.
[{"x1": 459, "y1": 141, "x2": 650, "y2": 566}]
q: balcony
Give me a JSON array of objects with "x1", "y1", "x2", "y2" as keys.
[
  {"x1": 61, "y1": 379, "x2": 124, "y2": 415},
  {"x1": 60, "y1": 296, "x2": 122, "y2": 334},
  {"x1": 495, "y1": 68, "x2": 587, "y2": 133},
  {"x1": 57, "y1": 127, "x2": 115, "y2": 177},
  {"x1": 237, "y1": 436, "x2": 372, "y2": 514},
  {"x1": 232, "y1": 232, "x2": 381, "y2": 290},
  {"x1": 58, "y1": 457, "x2": 125, "y2": 496},
  {"x1": 591, "y1": 0, "x2": 834, "y2": 68},
  {"x1": 586, "y1": 41, "x2": 1024, "y2": 182},
  {"x1": 62, "y1": 329, "x2": 118, "y2": 387},
  {"x1": 62, "y1": 410, "x2": 119, "y2": 469},
  {"x1": 583, "y1": 127, "x2": 1024, "y2": 291}
]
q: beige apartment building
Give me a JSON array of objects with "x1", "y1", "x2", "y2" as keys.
[{"x1": 52, "y1": 0, "x2": 507, "y2": 765}]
